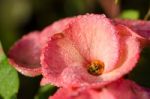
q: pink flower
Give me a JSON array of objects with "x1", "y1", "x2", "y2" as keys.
[
  {"x1": 50, "y1": 79, "x2": 150, "y2": 99},
  {"x1": 9, "y1": 14, "x2": 148, "y2": 87},
  {"x1": 40, "y1": 14, "x2": 140, "y2": 87}
]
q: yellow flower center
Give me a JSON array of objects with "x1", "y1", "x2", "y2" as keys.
[{"x1": 87, "y1": 60, "x2": 104, "y2": 76}]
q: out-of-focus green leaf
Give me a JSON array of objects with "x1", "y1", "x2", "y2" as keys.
[
  {"x1": 0, "y1": 0, "x2": 32, "y2": 52},
  {"x1": 0, "y1": 42, "x2": 19, "y2": 99},
  {"x1": 64, "y1": 0, "x2": 94, "y2": 16},
  {"x1": 120, "y1": 9, "x2": 140, "y2": 19},
  {"x1": 0, "y1": 43, "x2": 5, "y2": 62},
  {"x1": 35, "y1": 84, "x2": 57, "y2": 99}
]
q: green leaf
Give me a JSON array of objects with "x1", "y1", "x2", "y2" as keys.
[
  {"x1": 120, "y1": 9, "x2": 140, "y2": 19},
  {"x1": 64, "y1": 0, "x2": 93, "y2": 16},
  {"x1": 0, "y1": 42, "x2": 19, "y2": 99},
  {"x1": 35, "y1": 84, "x2": 57, "y2": 99},
  {"x1": 0, "y1": 43, "x2": 5, "y2": 62}
]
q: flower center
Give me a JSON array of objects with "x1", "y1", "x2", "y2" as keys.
[{"x1": 87, "y1": 60, "x2": 104, "y2": 76}]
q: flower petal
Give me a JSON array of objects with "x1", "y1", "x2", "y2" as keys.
[
  {"x1": 40, "y1": 17, "x2": 74, "y2": 45},
  {"x1": 65, "y1": 14, "x2": 120, "y2": 73},
  {"x1": 114, "y1": 25, "x2": 148, "y2": 48},
  {"x1": 41, "y1": 35, "x2": 87, "y2": 86},
  {"x1": 102, "y1": 79, "x2": 150, "y2": 99},
  {"x1": 8, "y1": 31, "x2": 42, "y2": 77},
  {"x1": 8, "y1": 17, "x2": 74, "y2": 77},
  {"x1": 51, "y1": 79, "x2": 150, "y2": 99},
  {"x1": 113, "y1": 19, "x2": 150, "y2": 40},
  {"x1": 97, "y1": 25, "x2": 140, "y2": 86}
]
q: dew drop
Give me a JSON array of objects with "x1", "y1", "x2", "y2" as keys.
[{"x1": 51, "y1": 33, "x2": 64, "y2": 40}]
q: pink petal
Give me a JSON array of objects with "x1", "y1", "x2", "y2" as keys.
[
  {"x1": 41, "y1": 14, "x2": 123, "y2": 86},
  {"x1": 50, "y1": 87, "x2": 100, "y2": 99},
  {"x1": 102, "y1": 79, "x2": 150, "y2": 99},
  {"x1": 97, "y1": 25, "x2": 140, "y2": 86},
  {"x1": 113, "y1": 19, "x2": 150, "y2": 40},
  {"x1": 65, "y1": 14, "x2": 120, "y2": 73},
  {"x1": 115, "y1": 25, "x2": 148, "y2": 48},
  {"x1": 41, "y1": 35, "x2": 86, "y2": 86},
  {"x1": 8, "y1": 31, "x2": 42, "y2": 77},
  {"x1": 51, "y1": 79, "x2": 150, "y2": 99},
  {"x1": 8, "y1": 17, "x2": 74, "y2": 77},
  {"x1": 40, "y1": 17, "x2": 74, "y2": 45}
]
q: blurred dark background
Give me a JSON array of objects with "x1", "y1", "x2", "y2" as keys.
[{"x1": 0, "y1": 0, "x2": 150, "y2": 99}]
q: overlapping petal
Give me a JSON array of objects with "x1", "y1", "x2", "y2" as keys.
[
  {"x1": 113, "y1": 19, "x2": 150, "y2": 40},
  {"x1": 98, "y1": 25, "x2": 140, "y2": 85},
  {"x1": 8, "y1": 18, "x2": 74, "y2": 77},
  {"x1": 50, "y1": 79, "x2": 150, "y2": 99}
]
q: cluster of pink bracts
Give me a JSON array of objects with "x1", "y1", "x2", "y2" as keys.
[{"x1": 8, "y1": 14, "x2": 150, "y2": 99}]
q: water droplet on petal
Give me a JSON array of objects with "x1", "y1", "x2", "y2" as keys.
[{"x1": 51, "y1": 33, "x2": 64, "y2": 40}]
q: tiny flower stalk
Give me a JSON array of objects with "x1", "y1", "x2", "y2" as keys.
[{"x1": 87, "y1": 60, "x2": 104, "y2": 76}]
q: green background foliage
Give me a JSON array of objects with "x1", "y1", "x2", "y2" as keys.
[{"x1": 0, "y1": 43, "x2": 19, "y2": 99}]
